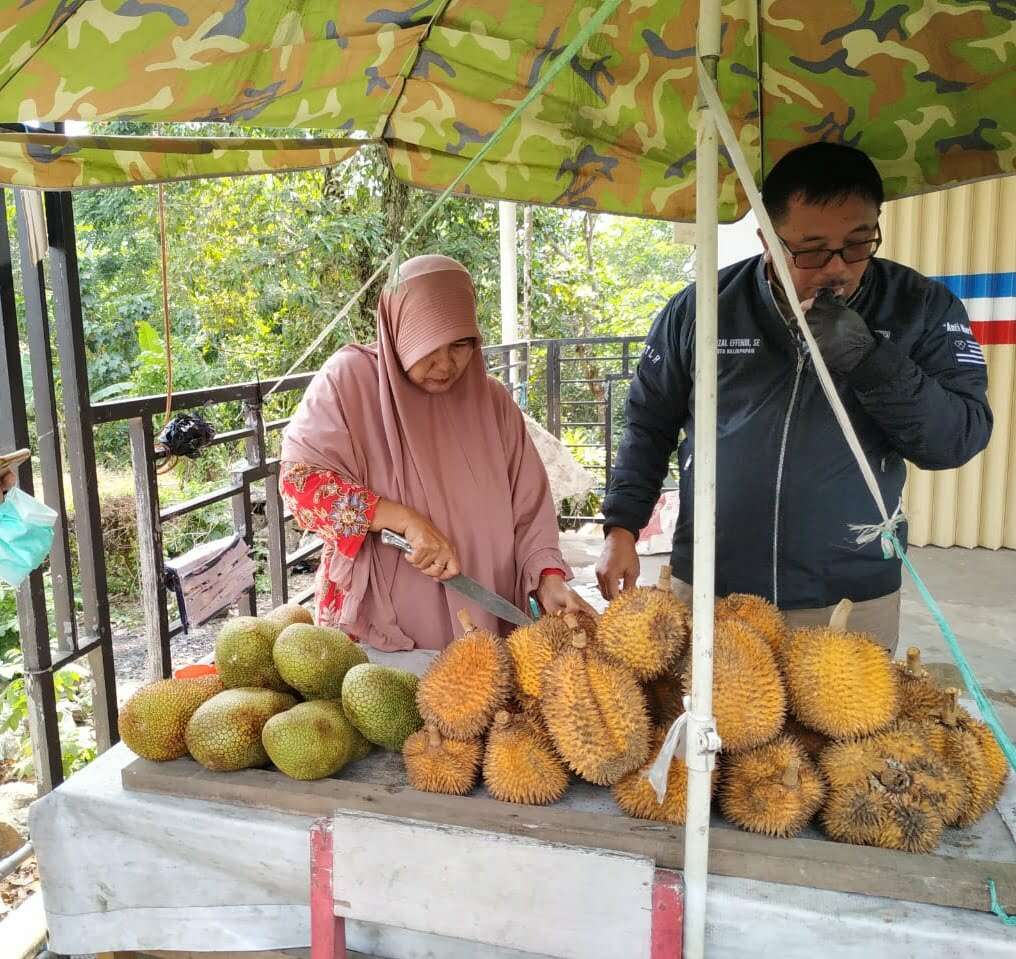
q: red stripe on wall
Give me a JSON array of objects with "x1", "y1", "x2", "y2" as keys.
[{"x1": 971, "y1": 320, "x2": 1016, "y2": 346}]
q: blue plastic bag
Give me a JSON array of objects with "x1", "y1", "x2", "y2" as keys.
[{"x1": 0, "y1": 486, "x2": 57, "y2": 587}]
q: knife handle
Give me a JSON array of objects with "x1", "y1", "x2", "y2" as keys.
[{"x1": 380, "y1": 529, "x2": 413, "y2": 553}]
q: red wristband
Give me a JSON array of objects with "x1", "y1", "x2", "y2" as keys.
[{"x1": 540, "y1": 568, "x2": 567, "y2": 580}]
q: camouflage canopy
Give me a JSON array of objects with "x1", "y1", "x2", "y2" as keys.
[{"x1": 0, "y1": 0, "x2": 1012, "y2": 221}]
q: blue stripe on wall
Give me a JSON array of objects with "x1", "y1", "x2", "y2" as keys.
[{"x1": 931, "y1": 272, "x2": 1016, "y2": 299}]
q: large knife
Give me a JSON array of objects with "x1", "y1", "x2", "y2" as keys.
[{"x1": 380, "y1": 529, "x2": 533, "y2": 627}]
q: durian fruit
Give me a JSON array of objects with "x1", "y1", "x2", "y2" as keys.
[
  {"x1": 936, "y1": 688, "x2": 1009, "y2": 827},
  {"x1": 783, "y1": 717, "x2": 831, "y2": 762},
  {"x1": 716, "y1": 593, "x2": 788, "y2": 657},
  {"x1": 612, "y1": 727, "x2": 715, "y2": 824},
  {"x1": 781, "y1": 600, "x2": 899, "y2": 740},
  {"x1": 403, "y1": 722, "x2": 482, "y2": 796},
  {"x1": 719, "y1": 737, "x2": 825, "y2": 837},
  {"x1": 541, "y1": 616, "x2": 651, "y2": 786},
  {"x1": 597, "y1": 566, "x2": 689, "y2": 681},
  {"x1": 894, "y1": 647, "x2": 949, "y2": 723},
  {"x1": 643, "y1": 669, "x2": 685, "y2": 729},
  {"x1": 819, "y1": 727, "x2": 968, "y2": 852},
  {"x1": 416, "y1": 610, "x2": 513, "y2": 739},
  {"x1": 681, "y1": 618, "x2": 786, "y2": 753},
  {"x1": 483, "y1": 710, "x2": 569, "y2": 805},
  {"x1": 506, "y1": 614, "x2": 573, "y2": 699}
]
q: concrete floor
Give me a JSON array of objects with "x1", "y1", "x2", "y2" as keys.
[{"x1": 560, "y1": 531, "x2": 1016, "y2": 740}]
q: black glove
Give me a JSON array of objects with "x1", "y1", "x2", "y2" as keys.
[{"x1": 805, "y1": 289, "x2": 876, "y2": 374}]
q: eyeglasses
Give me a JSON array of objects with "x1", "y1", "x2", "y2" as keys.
[{"x1": 776, "y1": 224, "x2": 882, "y2": 270}]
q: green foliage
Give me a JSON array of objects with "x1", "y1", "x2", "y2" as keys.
[
  {"x1": 1, "y1": 651, "x2": 96, "y2": 779},
  {"x1": 0, "y1": 587, "x2": 19, "y2": 660}
]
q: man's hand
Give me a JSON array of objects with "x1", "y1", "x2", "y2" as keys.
[
  {"x1": 596, "y1": 528, "x2": 640, "y2": 601},
  {"x1": 805, "y1": 289, "x2": 876, "y2": 374},
  {"x1": 535, "y1": 574, "x2": 597, "y2": 618},
  {"x1": 0, "y1": 469, "x2": 14, "y2": 504}
]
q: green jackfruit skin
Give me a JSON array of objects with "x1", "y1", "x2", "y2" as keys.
[
  {"x1": 341, "y1": 663, "x2": 423, "y2": 751},
  {"x1": 262, "y1": 700, "x2": 366, "y2": 780},
  {"x1": 184, "y1": 687, "x2": 296, "y2": 771},
  {"x1": 119, "y1": 676, "x2": 223, "y2": 761},
  {"x1": 272, "y1": 624, "x2": 369, "y2": 699},
  {"x1": 214, "y1": 617, "x2": 290, "y2": 692}
]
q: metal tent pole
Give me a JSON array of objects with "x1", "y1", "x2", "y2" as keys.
[{"x1": 683, "y1": 1, "x2": 723, "y2": 956}]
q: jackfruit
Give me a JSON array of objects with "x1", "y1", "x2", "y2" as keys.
[
  {"x1": 681, "y1": 619, "x2": 785, "y2": 753},
  {"x1": 819, "y1": 727, "x2": 968, "y2": 852},
  {"x1": 781, "y1": 600, "x2": 899, "y2": 739},
  {"x1": 612, "y1": 728, "x2": 713, "y2": 824},
  {"x1": 272, "y1": 623, "x2": 368, "y2": 699},
  {"x1": 894, "y1": 647, "x2": 949, "y2": 724},
  {"x1": 716, "y1": 593, "x2": 788, "y2": 657},
  {"x1": 416, "y1": 610, "x2": 512, "y2": 740},
  {"x1": 597, "y1": 566, "x2": 688, "y2": 681},
  {"x1": 541, "y1": 617, "x2": 651, "y2": 786},
  {"x1": 184, "y1": 687, "x2": 296, "y2": 772},
  {"x1": 937, "y1": 688, "x2": 1008, "y2": 827},
  {"x1": 403, "y1": 722, "x2": 482, "y2": 795},
  {"x1": 506, "y1": 613, "x2": 573, "y2": 699},
  {"x1": 719, "y1": 737, "x2": 825, "y2": 837},
  {"x1": 341, "y1": 662, "x2": 422, "y2": 751},
  {"x1": 482, "y1": 710, "x2": 569, "y2": 805},
  {"x1": 264, "y1": 603, "x2": 315, "y2": 629},
  {"x1": 119, "y1": 675, "x2": 224, "y2": 761},
  {"x1": 262, "y1": 700, "x2": 367, "y2": 780},
  {"x1": 214, "y1": 617, "x2": 290, "y2": 692}
]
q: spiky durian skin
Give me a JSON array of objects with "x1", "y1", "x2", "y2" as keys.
[
  {"x1": 598, "y1": 586, "x2": 689, "y2": 681},
  {"x1": 941, "y1": 711, "x2": 1009, "y2": 827},
  {"x1": 611, "y1": 729, "x2": 716, "y2": 824},
  {"x1": 719, "y1": 737, "x2": 825, "y2": 837},
  {"x1": 541, "y1": 648, "x2": 651, "y2": 786},
  {"x1": 783, "y1": 717, "x2": 831, "y2": 761},
  {"x1": 403, "y1": 729, "x2": 482, "y2": 795},
  {"x1": 506, "y1": 615, "x2": 572, "y2": 699},
  {"x1": 782, "y1": 627, "x2": 899, "y2": 739},
  {"x1": 716, "y1": 594, "x2": 788, "y2": 657},
  {"x1": 416, "y1": 630, "x2": 512, "y2": 739},
  {"x1": 893, "y1": 663, "x2": 949, "y2": 725},
  {"x1": 644, "y1": 670, "x2": 685, "y2": 729},
  {"x1": 819, "y1": 729, "x2": 968, "y2": 851},
  {"x1": 681, "y1": 620, "x2": 786, "y2": 754},
  {"x1": 483, "y1": 719, "x2": 569, "y2": 805}
]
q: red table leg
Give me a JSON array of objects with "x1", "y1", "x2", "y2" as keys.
[
  {"x1": 650, "y1": 868, "x2": 685, "y2": 959},
  {"x1": 310, "y1": 819, "x2": 347, "y2": 959}
]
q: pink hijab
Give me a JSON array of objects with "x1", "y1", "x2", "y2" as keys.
[{"x1": 281, "y1": 254, "x2": 570, "y2": 650}]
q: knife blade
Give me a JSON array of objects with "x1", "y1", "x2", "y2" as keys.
[{"x1": 380, "y1": 529, "x2": 533, "y2": 627}]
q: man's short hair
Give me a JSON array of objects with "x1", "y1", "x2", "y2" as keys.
[{"x1": 762, "y1": 142, "x2": 884, "y2": 223}]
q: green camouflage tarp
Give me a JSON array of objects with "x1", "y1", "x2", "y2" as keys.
[{"x1": 0, "y1": 0, "x2": 1011, "y2": 220}]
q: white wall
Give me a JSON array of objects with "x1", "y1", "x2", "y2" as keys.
[{"x1": 717, "y1": 209, "x2": 761, "y2": 269}]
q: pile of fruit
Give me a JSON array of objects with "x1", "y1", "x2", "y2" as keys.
[
  {"x1": 407, "y1": 569, "x2": 1009, "y2": 855},
  {"x1": 119, "y1": 603, "x2": 423, "y2": 780},
  {"x1": 119, "y1": 573, "x2": 1009, "y2": 857}
]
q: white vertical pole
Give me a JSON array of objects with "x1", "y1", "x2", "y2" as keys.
[
  {"x1": 683, "y1": 2, "x2": 722, "y2": 957},
  {"x1": 498, "y1": 200, "x2": 519, "y2": 385}
]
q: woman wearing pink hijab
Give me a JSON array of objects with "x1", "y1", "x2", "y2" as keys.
[{"x1": 280, "y1": 254, "x2": 593, "y2": 651}]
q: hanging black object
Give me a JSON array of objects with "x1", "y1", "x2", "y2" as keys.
[{"x1": 158, "y1": 412, "x2": 217, "y2": 459}]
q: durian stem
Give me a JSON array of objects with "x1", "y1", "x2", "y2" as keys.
[
  {"x1": 657, "y1": 565, "x2": 673, "y2": 592},
  {"x1": 456, "y1": 608, "x2": 475, "y2": 633},
  {"x1": 906, "y1": 646, "x2": 922, "y2": 675},
  {"x1": 493, "y1": 710, "x2": 511, "y2": 729},
  {"x1": 828, "y1": 598, "x2": 854, "y2": 632},
  {"x1": 877, "y1": 765, "x2": 910, "y2": 793},
  {"x1": 782, "y1": 757, "x2": 801, "y2": 788},
  {"x1": 426, "y1": 723, "x2": 441, "y2": 748},
  {"x1": 943, "y1": 687, "x2": 960, "y2": 727}
]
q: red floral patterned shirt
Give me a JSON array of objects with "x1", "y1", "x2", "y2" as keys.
[{"x1": 280, "y1": 463, "x2": 566, "y2": 632}]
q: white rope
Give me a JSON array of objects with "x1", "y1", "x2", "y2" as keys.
[
  {"x1": 695, "y1": 60, "x2": 895, "y2": 535},
  {"x1": 645, "y1": 696, "x2": 692, "y2": 802}
]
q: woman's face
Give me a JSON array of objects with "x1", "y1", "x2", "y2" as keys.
[{"x1": 405, "y1": 338, "x2": 476, "y2": 394}]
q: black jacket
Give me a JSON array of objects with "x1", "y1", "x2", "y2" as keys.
[{"x1": 603, "y1": 255, "x2": 992, "y2": 609}]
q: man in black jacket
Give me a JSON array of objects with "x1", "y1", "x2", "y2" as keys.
[{"x1": 596, "y1": 143, "x2": 992, "y2": 651}]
